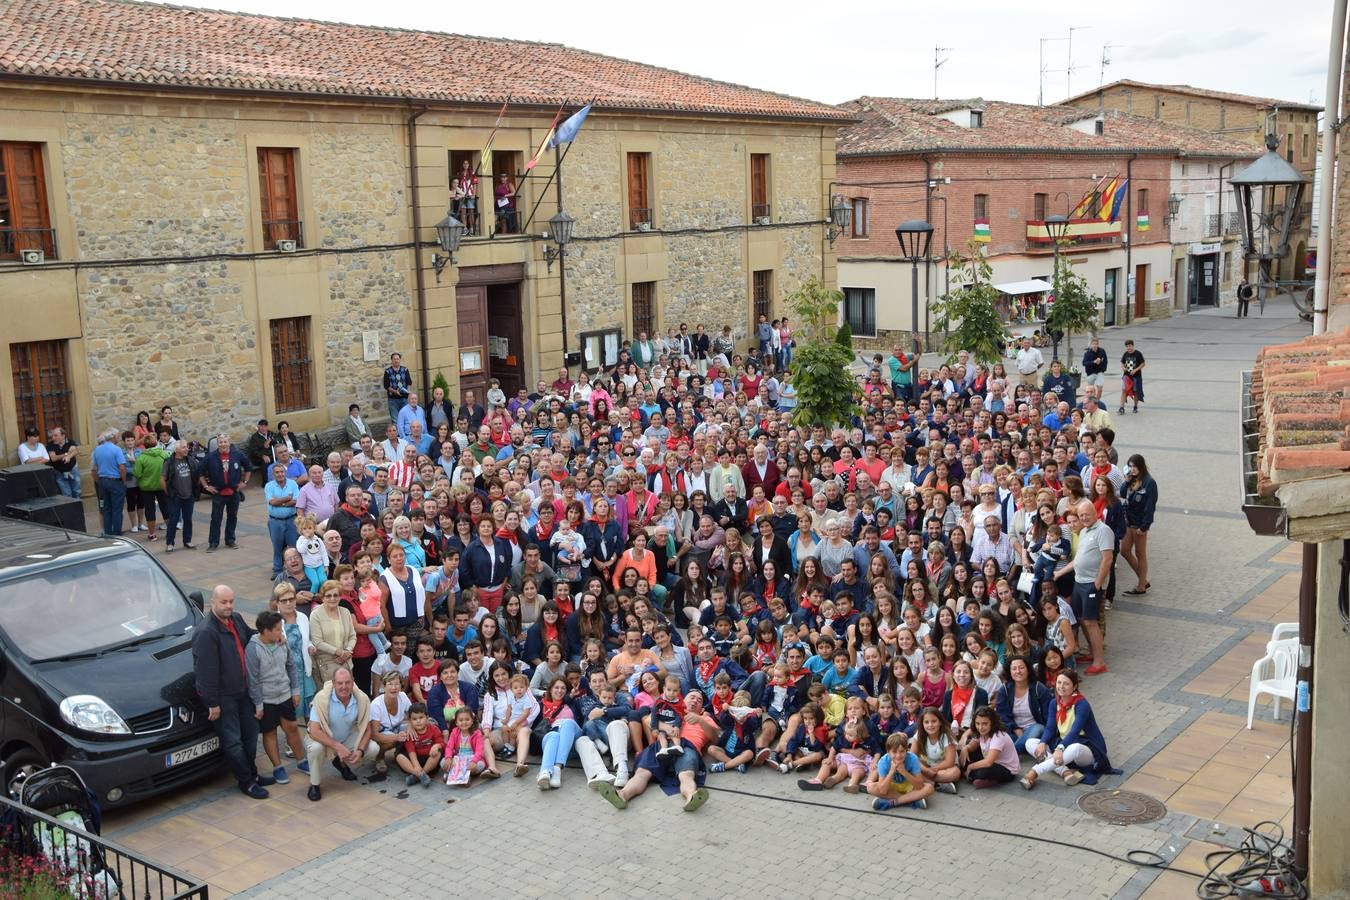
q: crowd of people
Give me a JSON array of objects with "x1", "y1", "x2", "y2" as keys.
[{"x1": 173, "y1": 324, "x2": 1164, "y2": 811}]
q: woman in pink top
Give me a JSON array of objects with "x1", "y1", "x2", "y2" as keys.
[{"x1": 959, "y1": 706, "x2": 1020, "y2": 788}]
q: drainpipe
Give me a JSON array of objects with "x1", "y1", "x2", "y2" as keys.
[
  {"x1": 1125, "y1": 154, "x2": 1136, "y2": 322},
  {"x1": 1313, "y1": 0, "x2": 1347, "y2": 336},
  {"x1": 1293, "y1": 542, "x2": 1317, "y2": 881},
  {"x1": 924, "y1": 157, "x2": 933, "y2": 349},
  {"x1": 406, "y1": 107, "x2": 432, "y2": 395}
]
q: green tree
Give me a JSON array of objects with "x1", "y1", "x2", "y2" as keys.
[
  {"x1": 929, "y1": 241, "x2": 1008, "y2": 365},
  {"x1": 787, "y1": 275, "x2": 860, "y2": 429},
  {"x1": 1045, "y1": 257, "x2": 1100, "y2": 366},
  {"x1": 431, "y1": 370, "x2": 451, "y2": 395}
]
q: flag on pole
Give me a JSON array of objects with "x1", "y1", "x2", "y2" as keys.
[
  {"x1": 478, "y1": 100, "x2": 509, "y2": 178},
  {"x1": 547, "y1": 102, "x2": 593, "y2": 150},
  {"x1": 1098, "y1": 177, "x2": 1129, "y2": 222},
  {"x1": 525, "y1": 103, "x2": 567, "y2": 172},
  {"x1": 1069, "y1": 176, "x2": 1107, "y2": 218}
]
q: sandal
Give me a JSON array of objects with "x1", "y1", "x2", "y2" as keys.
[{"x1": 1123, "y1": 588, "x2": 1148, "y2": 596}]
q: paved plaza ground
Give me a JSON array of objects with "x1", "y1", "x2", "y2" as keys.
[{"x1": 97, "y1": 300, "x2": 1311, "y2": 899}]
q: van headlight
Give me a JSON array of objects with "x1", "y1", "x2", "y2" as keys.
[{"x1": 60, "y1": 696, "x2": 131, "y2": 735}]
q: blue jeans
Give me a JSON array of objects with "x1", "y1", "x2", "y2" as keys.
[
  {"x1": 540, "y1": 719, "x2": 582, "y2": 772},
  {"x1": 55, "y1": 468, "x2": 81, "y2": 499},
  {"x1": 581, "y1": 718, "x2": 613, "y2": 746},
  {"x1": 165, "y1": 494, "x2": 195, "y2": 547},
  {"x1": 1014, "y1": 723, "x2": 1045, "y2": 756},
  {"x1": 208, "y1": 493, "x2": 240, "y2": 548},
  {"x1": 268, "y1": 516, "x2": 299, "y2": 576},
  {"x1": 212, "y1": 693, "x2": 261, "y2": 791},
  {"x1": 387, "y1": 397, "x2": 406, "y2": 422},
  {"x1": 742, "y1": 670, "x2": 768, "y2": 709},
  {"x1": 98, "y1": 477, "x2": 125, "y2": 536}
]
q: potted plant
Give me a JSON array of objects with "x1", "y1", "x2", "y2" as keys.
[{"x1": 786, "y1": 275, "x2": 860, "y2": 429}]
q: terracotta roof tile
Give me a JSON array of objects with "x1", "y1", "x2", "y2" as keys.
[
  {"x1": 836, "y1": 97, "x2": 1262, "y2": 158},
  {"x1": 1059, "y1": 79, "x2": 1323, "y2": 113},
  {"x1": 1252, "y1": 328, "x2": 1350, "y2": 491},
  {"x1": 0, "y1": 0, "x2": 851, "y2": 122}
]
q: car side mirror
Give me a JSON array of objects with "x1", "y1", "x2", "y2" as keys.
[{"x1": 189, "y1": 591, "x2": 205, "y2": 612}]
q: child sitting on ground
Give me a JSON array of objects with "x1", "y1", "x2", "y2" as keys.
[
  {"x1": 868, "y1": 731, "x2": 935, "y2": 811},
  {"x1": 444, "y1": 707, "x2": 496, "y2": 785},
  {"x1": 396, "y1": 702, "x2": 444, "y2": 788},
  {"x1": 779, "y1": 701, "x2": 830, "y2": 774},
  {"x1": 649, "y1": 674, "x2": 686, "y2": 759},
  {"x1": 708, "y1": 690, "x2": 760, "y2": 773}
]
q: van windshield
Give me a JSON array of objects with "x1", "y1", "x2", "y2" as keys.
[{"x1": 0, "y1": 551, "x2": 195, "y2": 661}]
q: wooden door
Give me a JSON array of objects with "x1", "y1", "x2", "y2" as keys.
[
  {"x1": 487, "y1": 283, "x2": 525, "y2": 397},
  {"x1": 1134, "y1": 264, "x2": 1148, "y2": 318},
  {"x1": 456, "y1": 284, "x2": 489, "y2": 402}
]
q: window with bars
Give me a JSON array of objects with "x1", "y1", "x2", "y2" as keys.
[
  {"x1": 752, "y1": 270, "x2": 773, "y2": 324},
  {"x1": 843, "y1": 288, "x2": 876, "y2": 337},
  {"x1": 631, "y1": 281, "x2": 656, "y2": 338},
  {"x1": 269, "y1": 316, "x2": 314, "y2": 412},
  {"x1": 851, "y1": 198, "x2": 870, "y2": 237},
  {"x1": 0, "y1": 142, "x2": 56, "y2": 259},
  {"x1": 258, "y1": 147, "x2": 303, "y2": 249},
  {"x1": 973, "y1": 193, "x2": 989, "y2": 221},
  {"x1": 627, "y1": 152, "x2": 652, "y2": 230},
  {"x1": 10, "y1": 340, "x2": 74, "y2": 440},
  {"x1": 750, "y1": 153, "x2": 770, "y2": 221}
]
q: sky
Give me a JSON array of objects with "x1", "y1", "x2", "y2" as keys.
[{"x1": 166, "y1": 0, "x2": 1334, "y2": 109}]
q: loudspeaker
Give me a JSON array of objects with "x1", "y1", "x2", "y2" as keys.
[
  {"x1": 0, "y1": 464, "x2": 58, "y2": 506},
  {"x1": 4, "y1": 496, "x2": 86, "y2": 532}
]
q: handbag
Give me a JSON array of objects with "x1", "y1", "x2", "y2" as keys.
[{"x1": 1016, "y1": 571, "x2": 1036, "y2": 596}]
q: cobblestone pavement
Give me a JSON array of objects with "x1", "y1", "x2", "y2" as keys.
[{"x1": 104, "y1": 299, "x2": 1311, "y2": 899}]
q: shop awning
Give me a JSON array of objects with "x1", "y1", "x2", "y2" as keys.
[{"x1": 994, "y1": 279, "x2": 1053, "y2": 296}]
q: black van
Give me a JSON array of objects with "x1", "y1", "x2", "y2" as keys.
[{"x1": 0, "y1": 518, "x2": 219, "y2": 806}]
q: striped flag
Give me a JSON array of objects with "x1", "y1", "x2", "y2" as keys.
[
  {"x1": 1099, "y1": 177, "x2": 1129, "y2": 222},
  {"x1": 1136, "y1": 212, "x2": 1151, "y2": 231},
  {"x1": 547, "y1": 101, "x2": 593, "y2": 150},
  {"x1": 478, "y1": 100, "x2": 509, "y2": 178},
  {"x1": 973, "y1": 218, "x2": 991, "y2": 242},
  {"x1": 1070, "y1": 176, "x2": 1107, "y2": 218},
  {"x1": 525, "y1": 102, "x2": 567, "y2": 172}
]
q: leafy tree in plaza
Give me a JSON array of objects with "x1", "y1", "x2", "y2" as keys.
[
  {"x1": 1045, "y1": 258, "x2": 1101, "y2": 368},
  {"x1": 930, "y1": 241, "x2": 1008, "y2": 365},
  {"x1": 787, "y1": 275, "x2": 860, "y2": 429},
  {"x1": 431, "y1": 370, "x2": 451, "y2": 396}
]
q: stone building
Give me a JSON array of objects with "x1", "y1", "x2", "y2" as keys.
[
  {"x1": 0, "y1": 0, "x2": 847, "y2": 462},
  {"x1": 833, "y1": 98, "x2": 1256, "y2": 348},
  {"x1": 1061, "y1": 80, "x2": 1321, "y2": 282}
]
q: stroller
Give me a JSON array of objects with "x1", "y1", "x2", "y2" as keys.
[{"x1": 3, "y1": 764, "x2": 121, "y2": 898}]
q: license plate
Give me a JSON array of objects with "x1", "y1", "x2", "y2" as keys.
[{"x1": 164, "y1": 736, "x2": 219, "y2": 767}]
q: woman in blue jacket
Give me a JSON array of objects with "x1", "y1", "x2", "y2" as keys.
[
  {"x1": 1121, "y1": 454, "x2": 1158, "y2": 596},
  {"x1": 1021, "y1": 669, "x2": 1120, "y2": 788},
  {"x1": 522, "y1": 602, "x2": 572, "y2": 669},
  {"x1": 458, "y1": 517, "x2": 512, "y2": 613},
  {"x1": 581, "y1": 498, "x2": 624, "y2": 585},
  {"x1": 940, "y1": 660, "x2": 989, "y2": 739},
  {"x1": 995, "y1": 655, "x2": 1051, "y2": 755}
]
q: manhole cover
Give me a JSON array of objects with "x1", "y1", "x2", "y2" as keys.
[{"x1": 1078, "y1": 789, "x2": 1167, "y2": 825}]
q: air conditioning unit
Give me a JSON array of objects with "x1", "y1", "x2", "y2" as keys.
[
  {"x1": 19, "y1": 249, "x2": 44, "y2": 266},
  {"x1": 275, "y1": 239, "x2": 298, "y2": 253}
]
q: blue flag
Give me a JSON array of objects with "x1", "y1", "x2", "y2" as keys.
[{"x1": 548, "y1": 102, "x2": 592, "y2": 150}]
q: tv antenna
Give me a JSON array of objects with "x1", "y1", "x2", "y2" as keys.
[{"x1": 934, "y1": 45, "x2": 953, "y2": 99}]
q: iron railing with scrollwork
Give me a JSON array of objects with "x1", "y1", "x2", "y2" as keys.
[
  {"x1": 1205, "y1": 214, "x2": 1222, "y2": 238},
  {"x1": 261, "y1": 219, "x2": 304, "y2": 250},
  {"x1": 0, "y1": 226, "x2": 58, "y2": 260}
]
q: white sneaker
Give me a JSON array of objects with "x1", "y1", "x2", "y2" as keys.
[
  {"x1": 537, "y1": 770, "x2": 552, "y2": 791},
  {"x1": 588, "y1": 773, "x2": 616, "y2": 789},
  {"x1": 614, "y1": 768, "x2": 630, "y2": 789},
  {"x1": 549, "y1": 767, "x2": 562, "y2": 789}
]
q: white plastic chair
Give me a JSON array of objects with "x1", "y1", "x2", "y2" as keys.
[
  {"x1": 1270, "y1": 622, "x2": 1298, "y2": 644},
  {"x1": 1247, "y1": 637, "x2": 1298, "y2": 729}
]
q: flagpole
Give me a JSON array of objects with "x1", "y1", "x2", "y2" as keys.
[
  {"x1": 520, "y1": 98, "x2": 593, "y2": 234},
  {"x1": 514, "y1": 101, "x2": 566, "y2": 204},
  {"x1": 555, "y1": 139, "x2": 570, "y2": 359}
]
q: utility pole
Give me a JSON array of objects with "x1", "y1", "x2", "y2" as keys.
[{"x1": 934, "y1": 45, "x2": 952, "y2": 99}]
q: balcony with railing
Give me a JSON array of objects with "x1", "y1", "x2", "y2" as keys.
[
  {"x1": 629, "y1": 207, "x2": 653, "y2": 231},
  {"x1": 751, "y1": 202, "x2": 772, "y2": 224},
  {"x1": 1, "y1": 226, "x2": 58, "y2": 260},
  {"x1": 1025, "y1": 217, "x2": 1121, "y2": 251},
  {"x1": 1205, "y1": 214, "x2": 1222, "y2": 239},
  {"x1": 261, "y1": 219, "x2": 304, "y2": 250},
  {"x1": 1225, "y1": 211, "x2": 1243, "y2": 235}
]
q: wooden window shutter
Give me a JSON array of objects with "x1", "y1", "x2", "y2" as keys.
[
  {"x1": 257, "y1": 148, "x2": 300, "y2": 249},
  {"x1": 1, "y1": 143, "x2": 54, "y2": 256},
  {"x1": 269, "y1": 317, "x2": 314, "y2": 412},
  {"x1": 627, "y1": 153, "x2": 650, "y2": 227}
]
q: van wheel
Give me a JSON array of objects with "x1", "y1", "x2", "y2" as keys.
[{"x1": 3, "y1": 747, "x2": 47, "y2": 799}]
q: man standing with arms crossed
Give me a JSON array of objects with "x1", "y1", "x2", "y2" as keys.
[
  {"x1": 1055, "y1": 500, "x2": 1114, "y2": 676},
  {"x1": 193, "y1": 585, "x2": 272, "y2": 799}
]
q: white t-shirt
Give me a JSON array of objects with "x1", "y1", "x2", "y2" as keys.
[
  {"x1": 17, "y1": 442, "x2": 50, "y2": 465},
  {"x1": 1016, "y1": 347, "x2": 1044, "y2": 376},
  {"x1": 369, "y1": 691, "x2": 412, "y2": 734},
  {"x1": 370, "y1": 653, "x2": 412, "y2": 687}
]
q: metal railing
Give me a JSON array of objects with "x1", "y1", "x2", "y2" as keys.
[
  {"x1": 0, "y1": 793, "x2": 207, "y2": 899},
  {"x1": 629, "y1": 207, "x2": 653, "y2": 231},
  {"x1": 751, "y1": 202, "x2": 772, "y2": 223},
  {"x1": 1205, "y1": 214, "x2": 1222, "y2": 238},
  {"x1": 1, "y1": 226, "x2": 58, "y2": 259},
  {"x1": 261, "y1": 219, "x2": 304, "y2": 250},
  {"x1": 1225, "y1": 211, "x2": 1243, "y2": 235}
]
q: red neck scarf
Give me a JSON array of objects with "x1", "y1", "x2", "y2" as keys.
[
  {"x1": 496, "y1": 527, "x2": 518, "y2": 544},
  {"x1": 541, "y1": 697, "x2": 565, "y2": 722},
  {"x1": 1055, "y1": 692, "x2": 1084, "y2": 727}
]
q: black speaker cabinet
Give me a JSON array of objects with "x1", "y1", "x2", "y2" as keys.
[
  {"x1": 4, "y1": 496, "x2": 86, "y2": 532},
  {"x1": 0, "y1": 464, "x2": 59, "y2": 506}
]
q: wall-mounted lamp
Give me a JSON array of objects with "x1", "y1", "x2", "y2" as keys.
[{"x1": 544, "y1": 211, "x2": 575, "y2": 273}]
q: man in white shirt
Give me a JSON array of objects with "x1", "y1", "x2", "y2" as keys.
[
  {"x1": 1015, "y1": 337, "x2": 1045, "y2": 389},
  {"x1": 379, "y1": 422, "x2": 408, "y2": 463}
]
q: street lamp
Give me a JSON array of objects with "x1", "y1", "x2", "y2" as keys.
[
  {"x1": 544, "y1": 210, "x2": 575, "y2": 273},
  {"x1": 826, "y1": 196, "x2": 852, "y2": 246},
  {"x1": 1044, "y1": 214, "x2": 1071, "y2": 360},
  {"x1": 895, "y1": 219, "x2": 934, "y2": 351},
  {"x1": 1231, "y1": 134, "x2": 1308, "y2": 294},
  {"x1": 432, "y1": 213, "x2": 465, "y2": 283}
]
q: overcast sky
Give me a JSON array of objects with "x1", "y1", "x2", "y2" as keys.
[{"x1": 172, "y1": 0, "x2": 1333, "y2": 110}]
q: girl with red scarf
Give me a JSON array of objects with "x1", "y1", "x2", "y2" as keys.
[{"x1": 1021, "y1": 669, "x2": 1119, "y2": 789}]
